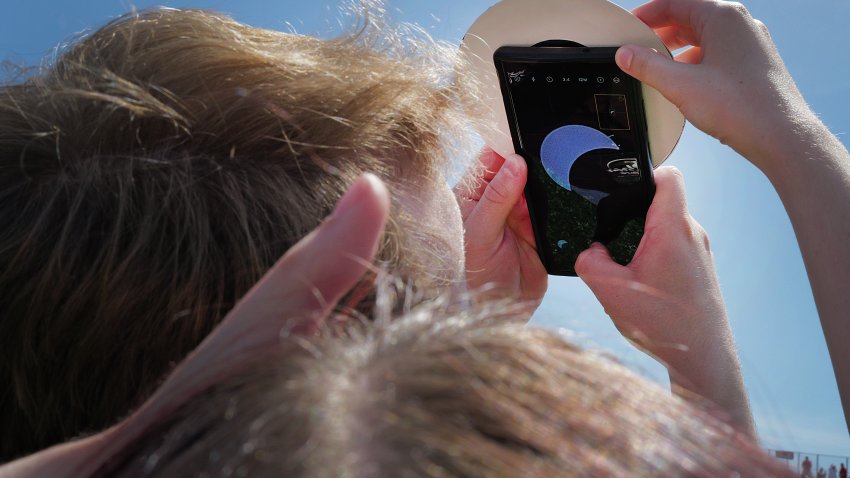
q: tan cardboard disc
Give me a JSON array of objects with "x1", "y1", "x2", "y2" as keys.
[{"x1": 459, "y1": 0, "x2": 684, "y2": 167}]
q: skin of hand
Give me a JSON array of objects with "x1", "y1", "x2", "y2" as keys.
[
  {"x1": 621, "y1": 0, "x2": 850, "y2": 433},
  {"x1": 616, "y1": 0, "x2": 811, "y2": 173},
  {"x1": 454, "y1": 148, "x2": 548, "y2": 306},
  {"x1": 0, "y1": 174, "x2": 391, "y2": 478},
  {"x1": 575, "y1": 167, "x2": 755, "y2": 437}
]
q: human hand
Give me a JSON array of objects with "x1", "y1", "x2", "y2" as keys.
[
  {"x1": 575, "y1": 167, "x2": 753, "y2": 434},
  {"x1": 455, "y1": 148, "x2": 548, "y2": 306},
  {"x1": 575, "y1": 167, "x2": 725, "y2": 367},
  {"x1": 618, "y1": 0, "x2": 812, "y2": 174}
]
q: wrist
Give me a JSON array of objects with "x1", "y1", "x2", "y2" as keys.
[
  {"x1": 662, "y1": 333, "x2": 755, "y2": 437},
  {"x1": 664, "y1": 336, "x2": 739, "y2": 394},
  {"x1": 646, "y1": 295, "x2": 734, "y2": 383},
  {"x1": 758, "y1": 116, "x2": 850, "y2": 222},
  {"x1": 747, "y1": 110, "x2": 833, "y2": 181}
]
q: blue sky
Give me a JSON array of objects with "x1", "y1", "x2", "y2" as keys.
[{"x1": 2, "y1": 0, "x2": 848, "y2": 459}]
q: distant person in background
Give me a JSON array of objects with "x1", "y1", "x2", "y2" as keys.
[
  {"x1": 818, "y1": 467, "x2": 828, "y2": 478},
  {"x1": 803, "y1": 457, "x2": 814, "y2": 478},
  {"x1": 839, "y1": 463, "x2": 847, "y2": 478},
  {"x1": 830, "y1": 464, "x2": 838, "y2": 478}
]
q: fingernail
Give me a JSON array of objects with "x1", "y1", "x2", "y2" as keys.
[
  {"x1": 616, "y1": 46, "x2": 635, "y2": 70},
  {"x1": 502, "y1": 155, "x2": 523, "y2": 179}
]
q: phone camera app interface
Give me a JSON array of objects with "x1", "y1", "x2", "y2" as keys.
[{"x1": 501, "y1": 58, "x2": 652, "y2": 275}]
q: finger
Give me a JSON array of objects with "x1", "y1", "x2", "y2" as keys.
[
  {"x1": 454, "y1": 147, "x2": 506, "y2": 201},
  {"x1": 477, "y1": 147, "x2": 506, "y2": 177},
  {"x1": 633, "y1": 0, "x2": 715, "y2": 38},
  {"x1": 507, "y1": 194, "x2": 536, "y2": 249},
  {"x1": 616, "y1": 44, "x2": 698, "y2": 110},
  {"x1": 644, "y1": 166, "x2": 689, "y2": 227},
  {"x1": 234, "y1": 173, "x2": 390, "y2": 337},
  {"x1": 175, "y1": 175, "x2": 388, "y2": 384},
  {"x1": 575, "y1": 242, "x2": 634, "y2": 295},
  {"x1": 655, "y1": 25, "x2": 698, "y2": 51},
  {"x1": 466, "y1": 153, "x2": 527, "y2": 245},
  {"x1": 674, "y1": 46, "x2": 703, "y2": 64},
  {"x1": 518, "y1": 244, "x2": 549, "y2": 304}
]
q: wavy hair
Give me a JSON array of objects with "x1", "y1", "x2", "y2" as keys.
[{"x1": 0, "y1": 6, "x2": 472, "y2": 460}]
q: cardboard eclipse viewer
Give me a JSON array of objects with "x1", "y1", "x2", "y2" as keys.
[{"x1": 459, "y1": 0, "x2": 685, "y2": 167}]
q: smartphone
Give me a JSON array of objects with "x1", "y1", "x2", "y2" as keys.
[{"x1": 494, "y1": 45, "x2": 655, "y2": 276}]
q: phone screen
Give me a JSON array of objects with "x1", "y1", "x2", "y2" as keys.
[{"x1": 494, "y1": 47, "x2": 654, "y2": 276}]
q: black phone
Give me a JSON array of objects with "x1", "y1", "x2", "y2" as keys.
[{"x1": 494, "y1": 44, "x2": 655, "y2": 276}]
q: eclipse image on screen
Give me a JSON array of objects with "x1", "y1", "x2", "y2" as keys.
[{"x1": 540, "y1": 124, "x2": 619, "y2": 205}]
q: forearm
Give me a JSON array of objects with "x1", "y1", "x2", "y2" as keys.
[
  {"x1": 757, "y1": 114, "x2": 850, "y2": 432},
  {"x1": 661, "y1": 324, "x2": 756, "y2": 439}
]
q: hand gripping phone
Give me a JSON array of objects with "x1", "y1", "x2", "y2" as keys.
[{"x1": 494, "y1": 43, "x2": 655, "y2": 276}]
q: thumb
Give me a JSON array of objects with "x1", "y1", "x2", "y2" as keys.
[
  {"x1": 234, "y1": 173, "x2": 390, "y2": 338},
  {"x1": 616, "y1": 44, "x2": 696, "y2": 111},
  {"x1": 575, "y1": 242, "x2": 633, "y2": 291}
]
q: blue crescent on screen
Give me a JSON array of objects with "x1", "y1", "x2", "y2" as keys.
[{"x1": 539, "y1": 125, "x2": 619, "y2": 192}]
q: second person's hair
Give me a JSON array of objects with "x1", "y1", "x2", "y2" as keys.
[{"x1": 108, "y1": 300, "x2": 793, "y2": 477}]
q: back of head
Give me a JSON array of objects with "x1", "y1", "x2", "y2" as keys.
[
  {"x1": 0, "y1": 7, "x2": 469, "y2": 459},
  {"x1": 109, "y1": 301, "x2": 794, "y2": 477}
]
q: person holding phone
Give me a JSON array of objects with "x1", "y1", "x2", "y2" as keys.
[{"x1": 458, "y1": 0, "x2": 850, "y2": 436}]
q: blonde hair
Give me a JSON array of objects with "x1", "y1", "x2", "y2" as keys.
[
  {"x1": 108, "y1": 299, "x2": 793, "y2": 477},
  {"x1": 0, "y1": 7, "x2": 471, "y2": 459}
]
